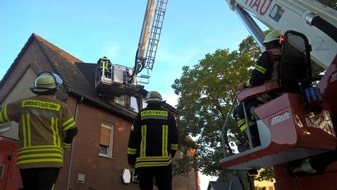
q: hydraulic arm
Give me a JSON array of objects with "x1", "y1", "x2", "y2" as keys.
[
  {"x1": 133, "y1": 0, "x2": 168, "y2": 84},
  {"x1": 227, "y1": 0, "x2": 337, "y2": 69}
]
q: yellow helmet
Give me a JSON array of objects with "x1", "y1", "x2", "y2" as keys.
[
  {"x1": 97, "y1": 56, "x2": 111, "y2": 64},
  {"x1": 263, "y1": 30, "x2": 285, "y2": 44},
  {"x1": 30, "y1": 72, "x2": 63, "y2": 94},
  {"x1": 145, "y1": 91, "x2": 163, "y2": 103}
]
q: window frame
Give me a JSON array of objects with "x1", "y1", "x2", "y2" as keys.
[
  {"x1": 99, "y1": 122, "x2": 114, "y2": 158},
  {"x1": 115, "y1": 95, "x2": 125, "y2": 106}
]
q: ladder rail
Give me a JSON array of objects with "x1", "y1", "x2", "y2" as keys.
[
  {"x1": 221, "y1": 90, "x2": 260, "y2": 158},
  {"x1": 221, "y1": 93, "x2": 239, "y2": 158},
  {"x1": 138, "y1": 0, "x2": 168, "y2": 84},
  {"x1": 144, "y1": 0, "x2": 167, "y2": 71}
]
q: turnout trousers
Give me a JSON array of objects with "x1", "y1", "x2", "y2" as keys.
[
  {"x1": 20, "y1": 168, "x2": 60, "y2": 190},
  {"x1": 138, "y1": 165, "x2": 172, "y2": 190}
]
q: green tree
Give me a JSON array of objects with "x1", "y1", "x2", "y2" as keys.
[
  {"x1": 171, "y1": 33, "x2": 280, "y2": 183},
  {"x1": 172, "y1": 37, "x2": 257, "y2": 178}
]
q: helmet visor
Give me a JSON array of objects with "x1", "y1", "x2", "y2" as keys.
[
  {"x1": 32, "y1": 72, "x2": 63, "y2": 91},
  {"x1": 52, "y1": 73, "x2": 63, "y2": 86}
]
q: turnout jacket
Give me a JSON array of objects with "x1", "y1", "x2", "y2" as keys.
[
  {"x1": 127, "y1": 103, "x2": 178, "y2": 168},
  {"x1": 243, "y1": 47, "x2": 282, "y2": 103},
  {"x1": 0, "y1": 95, "x2": 78, "y2": 169}
]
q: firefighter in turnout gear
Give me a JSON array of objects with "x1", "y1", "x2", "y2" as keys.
[
  {"x1": 97, "y1": 56, "x2": 112, "y2": 79},
  {"x1": 0, "y1": 71, "x2": 78, "y2": 190},
  {"x1": 128, "y1": 91, "x2": 179, "y2": 190},
  {"x1": 235, "y1": 30, "x2": 285, "y2": 150}
]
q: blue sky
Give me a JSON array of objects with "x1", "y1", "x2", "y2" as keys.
[{"x1": 0, "y1": 0, "x2": 254, "y2": 107}]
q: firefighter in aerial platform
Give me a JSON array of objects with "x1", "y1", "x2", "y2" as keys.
[
  {"x1": 235, "y1": 30, "x2": 285, "y2": 150},
  {"x1": 127, "y1": 91, "x2": 179, "y2": 190},
  {"x1": 0, "y1": 71, "x2": 78, "y2": 190},
  {"x1": 97, "y1": 56, "x2": 112, "y2": 79}
]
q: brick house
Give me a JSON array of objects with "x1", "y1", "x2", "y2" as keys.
[{"x1": 0, "y1": 33, "x2": 198, "y2": 190}]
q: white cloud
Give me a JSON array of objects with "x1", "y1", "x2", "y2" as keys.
[{"x1": 162, "y1": 93, "x2": 179, "y2": 108}]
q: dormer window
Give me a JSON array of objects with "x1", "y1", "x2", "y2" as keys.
[
  {"x1": 115, "y1": 95, "x2": 125, "y2": 106},
  {"x1": 130, "y1": 96, "x2": 139, "y2": 112},
  {"x1": 113, "y1": 95, "x2": 144, "y2": 112}
]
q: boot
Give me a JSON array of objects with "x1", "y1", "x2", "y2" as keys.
[
  {"x1": 249, "y1": 125, "x2": 261, "y2": 147},
  {"x1": 238, "y1": 143, "x2": 250, "y2": 152},
  {"x1": 247, "y1": 169, "x2": 258, "y2": 176}
]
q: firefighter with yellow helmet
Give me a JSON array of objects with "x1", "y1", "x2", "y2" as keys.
[
  {"x1": 235, "y1": 29, "x2": 285, "y2": 150},
  {"x1": 127, "y1": 91, "x2": 179, "y2": 190},
  {"x1": 97, "y1": 56, "x2": 112, "y2": 79},
  {"x1": 0, "y1": 71, "x2": 78, "y2": 190}
]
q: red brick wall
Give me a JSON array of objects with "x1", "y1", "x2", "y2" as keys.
[
  {"x1": 57, "y1": 97, "x2": 139, "y2": 190},
  {"x1": 56, "y1": 96, "x2": 198, "y2": 190}
]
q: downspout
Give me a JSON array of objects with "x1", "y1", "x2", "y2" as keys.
[{"x1": 66, "y1": 95, "x2": 84, "y2": 190}]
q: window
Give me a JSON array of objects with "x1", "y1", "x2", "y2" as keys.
[
  {"x1": 130, "y1": 96, "x2": 139, "y2": 112},
  {"x1": 115, "y1": 95, "x2": 125, "y2": 106},
  {"x1": 99, "y1": 122, "x2": 114, "y2": 158},
  {"x1": 142, "y1": 98, "x2": 147, "y2": 109}
]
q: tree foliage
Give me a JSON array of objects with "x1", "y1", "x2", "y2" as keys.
[{"x1": 172, "y1": 37, "x2": 259, "y2": 177}]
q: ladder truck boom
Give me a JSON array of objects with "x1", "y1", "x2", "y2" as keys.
[
  {"x1": 137, "y1": 0, "x2": 156, "y2": 64},
  {"x1": 94, "y1": 0, "x2": 168, "y2": 96},
  {"x1": 134, "y1": 0, "x2": 168, "y2": 84},
  {"x1": 227, "y1": 0, "x2": 337, "y2": 69}
]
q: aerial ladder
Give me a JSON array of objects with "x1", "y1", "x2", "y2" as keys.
[
  {"x1": 133, "y1": 0, "x2": 168, "y2": 84},
  {"x1": 221, "y1": 0, "x2": 337, "y2": 189},
  {"x1": 94, "y1": 0, "x2": 168, "y2": 97}
]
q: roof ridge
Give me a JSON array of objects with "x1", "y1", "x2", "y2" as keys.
[{"x1": 32, "y1": 33, "x2": 83, "y2": 64}]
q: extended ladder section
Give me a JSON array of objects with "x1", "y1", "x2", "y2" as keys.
[
  {"x1": 94, "y1": 0, "x2": 168, "y2": 97},
  {"x1": 136, "y1": 0, "x2": 168, "y2": 84},
  {"x1": 220, "y1": 31, "x2": 337, "y2": 171}
]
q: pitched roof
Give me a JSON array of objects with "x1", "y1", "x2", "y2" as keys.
[
  {"x1": 37, "y1": 34, "x2": 146, "y2": 119},
  {"x1": 5, "y1": 33, "x2": 138, "y2": 120},
  {"x1": 1, "y1": 33, "x2": 176, "y2": 118},
  {"x1": 32, "y1": 34, "x2": 95, "y2": 96}
]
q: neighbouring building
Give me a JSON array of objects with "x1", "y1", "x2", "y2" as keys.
[{"x1": 0, "y1": 33, "x2": 198, "y2": 190}]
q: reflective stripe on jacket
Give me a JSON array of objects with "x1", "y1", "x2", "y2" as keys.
[
  {"x1": 0, "y1": 95, "x2": 76, "y2": 169},
  {"x1": 245, "y1": 48, "x2": 281, "y2": 103},
  {"x1": 127, "y1": 104, "x2": 178, "y2": 168}
]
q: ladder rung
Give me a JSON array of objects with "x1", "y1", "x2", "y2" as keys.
[{"x1": 140, "y1": 74, "x2": 150, "y2": 79}]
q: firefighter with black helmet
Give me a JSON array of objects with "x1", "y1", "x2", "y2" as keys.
[
  {"x1": 127, "y1": 91, "x2": 179, "y2": 190},
  {"x1": 235, "y1": 29, "x2": 285, "y2": 150},
  {"x1": 0, "y1": 71, "x2": 78, "y2": 190}
]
